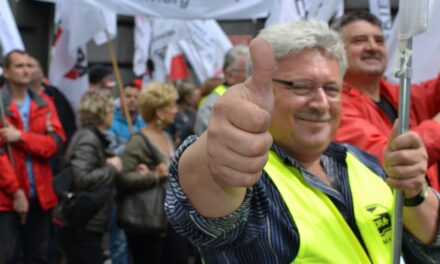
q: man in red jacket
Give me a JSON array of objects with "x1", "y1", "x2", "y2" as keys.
[
  {"x1": 0, "y1": 50, "x2": 65, "y2": 263},
  {"x1": 332, "y1": 10, "x2": 440, "y2": 191}
]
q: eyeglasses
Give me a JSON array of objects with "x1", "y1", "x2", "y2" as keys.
[{"x1": 272, "y1": 78, "x2": 342, "y2": 100}]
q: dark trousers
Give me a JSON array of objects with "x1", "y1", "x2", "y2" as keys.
[
  {"x1": 58, "y1": 227, "x2": 103, "y2": 264},
  {"x1": 126, "y1": 225, "x2": 190, "y2": 264},
  {"x1": 0, "y1": 211, "x2": 19, "y2": 264},
  {"x1": 5, "y1": 198, "x2": 52, "y2": 264}
]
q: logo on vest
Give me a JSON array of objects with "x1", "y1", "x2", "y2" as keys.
[{"x1": 366, "y1": 204, "x2": 392, "y2": 245}]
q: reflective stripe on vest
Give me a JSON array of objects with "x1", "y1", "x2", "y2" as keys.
[
  {"x1": 198, "y1": 84, "x2": 227, "y2": 107},
  {"x1": 264, "y1": 150, "x2": 393, "y2": 263}
]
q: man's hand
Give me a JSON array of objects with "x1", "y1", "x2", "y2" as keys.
[
  {"x1": 384, "y1": 122, "x2": 428, "y2": 198},
  {"x1": 205, "y1": 37, "x2": 274, "y2": 188},
  {"x1": 13, "y1": 189, "x2": 28, "y2": 225},
  {"x1": 0, "y1": 124, "x2": 22, "y2": 143}
]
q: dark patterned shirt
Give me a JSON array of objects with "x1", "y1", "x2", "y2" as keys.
[{"x1": 165, "y1": 136, "x2": 440, "y2": 263}]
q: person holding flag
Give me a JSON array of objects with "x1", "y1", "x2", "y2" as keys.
[
  {"x1": 165, "y1": 20, "x2": 440, "y2": 263},
  {"x1": 332, "y1": 10, "x2": 440, "y2": 192}
]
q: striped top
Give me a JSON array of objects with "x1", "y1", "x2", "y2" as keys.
[{"x1": 165, "y1": 136, "x2": 440, "y2": 263}]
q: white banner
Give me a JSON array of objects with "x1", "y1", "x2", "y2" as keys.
[
  {"x1": 369, "y1": 0, "x2": 392, "y2": 40},
  {"x1": 58, "y1": 0, "x2": 271, "y2": 20},
  {"x1": 0, "y1": 0, "x2": 25, "y2": 55},
  {"x1": 265, "y1": 0, "x2": 343, "y2": 27}
]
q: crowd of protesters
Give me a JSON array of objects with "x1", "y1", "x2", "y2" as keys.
[{"x1": 1, "y1": 9, "x2": 440, "y2": 264}]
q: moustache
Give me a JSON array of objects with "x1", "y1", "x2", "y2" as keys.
[
  {"x1": 361, "y1": 53, "x2": 382, "y2": 60},
  {"x1": 295, "y1": 111, "x2": 332, "y2": 122}
]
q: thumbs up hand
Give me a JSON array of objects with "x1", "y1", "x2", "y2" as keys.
[{"x1": 205, "y1": 37, "x2": 275, "y2": 188}]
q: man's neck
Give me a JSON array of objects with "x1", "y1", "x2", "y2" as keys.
[
  {"x1": 30, "y1": 82, "x2": 44, "y2": 94},
  {"x1": 345, "y1": 74, "x2": 382, "y2": 102},
  {"x1": 9, "y1": 83, "x2": 29, "y2": 104}
]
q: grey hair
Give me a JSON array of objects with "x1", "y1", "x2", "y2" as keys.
[
  {"x1": 223, "y1": 44, "x2": 250, "y2": 71},
  {"x1": 257, "y1": 20, "x2": 347, "y2": 75}
]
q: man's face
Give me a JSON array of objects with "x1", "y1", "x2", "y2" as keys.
[
  {"x1": 3, "y1": 53, "x2": 32, "y2": 87},
  {"x1": 269, "y1": 49, "x2": 342, "y2": 161},
  {"x1": 29, "y1": 58, "x2": 44, "y2": 85},
  {"x1": 225, "y1": 55, "x2": 248, "y2": 86},
  {"x1": 124, "y1": 86, "x2": 139, "y2": 113},
  {"x1": 99, "y1": 75, "x2": 115, "y2": 97},
  {"x1": 341, "y1": 20, "x2": 387, "y2": 79}
]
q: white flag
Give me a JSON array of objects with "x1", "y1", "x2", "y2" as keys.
[
  {"x1": 264, "y1": 0, "x2": 343, "y2": 27},
  {"x1": 369, "y1": 0, "x2": 392, "y2": 40},
  {"x1": 48, "y1": 1, "x2": 117, "y2": 110},
  {"x1": 133, "y1": 16, "x2": 152, "y2": 77},
  {"x1": 265, "y1": 0, "x2": 306, "y2": 27},
  {"x1": 385, "y1": 0, "x2": 440, "y2": 83},
  {"x1": 0, "y1": 0, "x2": 25, "y2": 55}
]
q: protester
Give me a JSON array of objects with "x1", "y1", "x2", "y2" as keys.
[
  {"x1": 106, "y1": 82, "x2": 145, "y2": 264},
  {"x1": 29, "y1": 56, "x2": 77, "y2": 173},
  {"x1": 198, "y1": 77, "x2": 223, "y2": 108},
  {"x1": 118, "y1": 82, "x2": 191, "y2": 264},
  {"x1": 0, "y1": 50, "x2": 66, "y2": 263},
  {"x1": 332, "y1": 10, "x2": 440, "y2": 191},
  {"x1": 55, "y1": 91, "x2": 122, "y2": 264},
  {"x1": 165, "y1": 21, "x2": 440, "y2": 263},
  {"x1": 166, "y1": 81, "x2": 200, "y2": 146},
  {"x1": 194, "y1": 45, "x2": 249, "y2": 134},
  {"x1": 88, "y1": 64, "x2": 115, "y2": 97}
]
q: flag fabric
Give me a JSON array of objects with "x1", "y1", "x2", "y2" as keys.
[
  {"x1": 265, "y1": 0, "x2": 343, "y2": 27},
  {"x1": 0, "y1": 0, "x2": 25, "y2": 55},
  {"x1": 385, "y1": 0, "x2": 440, "y2": 84},
  {"x1": 133, "y1": 16, "x2": 152, "y2": 77},
  {"x1": 48, "y1": 1, "x2": 117, "y2": 110},
  {"x1": 369, "y1": 0, "x2": 392, "y2": 40},
  {"x1": 165, "y1": 42, "x2": 189, "y2": 81},
  {"x1": 46, "y1": 0, "x2": 270, "y2": 20}
]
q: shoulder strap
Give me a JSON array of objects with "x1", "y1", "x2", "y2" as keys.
[{"x1": 136, "y1": 132, "x2": 161, "y2": 165}]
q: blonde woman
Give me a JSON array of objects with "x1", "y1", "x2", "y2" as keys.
[
  {"x1": 118, "y1": 82, "x2": 189, "y2": 264},
  {"x1": 56, "y1": 91, "x2": 122, "y2": 264}
]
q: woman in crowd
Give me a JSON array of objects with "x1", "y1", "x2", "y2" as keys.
[
  {"x1": 55, "y1": 91, "x2": 122, "y2": 264},
  {"x1": 166, "y1": 81, "x2": 201, "y2": 146},
  {"x1": 118, "y1": 81, "x2": 190, "y2": 264}
]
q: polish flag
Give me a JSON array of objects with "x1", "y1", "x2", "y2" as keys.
[{"x1": 165, "y1": 43, "x2": 189, "y2": 81}]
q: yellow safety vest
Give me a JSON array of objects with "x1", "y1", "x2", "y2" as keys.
[
  {"x1": 198, "y1": 84, "x2": 227, "y2": 108},
  {"x1": 264, "y1": 150, "x2": 394, "y2": 264}
]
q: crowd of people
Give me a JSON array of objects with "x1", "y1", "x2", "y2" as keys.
[{"x1": 0, "y1": 9, "x2": 440, "y2": 264}]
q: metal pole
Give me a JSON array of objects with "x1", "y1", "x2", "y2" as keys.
[{"x1": 392, "y1": 38, "x2": 412, "y2": 264}]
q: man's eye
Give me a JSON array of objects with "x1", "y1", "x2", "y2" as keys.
[{"x1": 324, "y1": 86, "x2": 341, "y2": 96}]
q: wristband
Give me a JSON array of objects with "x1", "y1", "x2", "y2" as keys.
[{"x1": 403, "y1": 180, "x2": 429, "y2": 207}]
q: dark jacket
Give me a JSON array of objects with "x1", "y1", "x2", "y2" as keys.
[{"x1": 60, "y1": 126, "x2": 117, "y2": 232}]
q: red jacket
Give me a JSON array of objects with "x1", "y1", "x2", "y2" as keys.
[
  {"x1": 0, "y1": 87, "x2": 66, "y2": 211},
  {"x1": 335, "y1": 77, "x2": 440, "y2": 190}
]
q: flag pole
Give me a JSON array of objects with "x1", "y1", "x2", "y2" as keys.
[
  {"x1": 105, "y1": 30, "x2": 135, "y2": 135},
  {"x1": 392, "y1": 30, "x2": 413, "y2": 264}
]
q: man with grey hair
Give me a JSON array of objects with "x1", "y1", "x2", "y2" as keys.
[
  {"x1": 165, "y1": 21, "x2": 440, "y2": 262},
  {"x1": 193, "y1": 44, "x2": 250, "y2": 134}
]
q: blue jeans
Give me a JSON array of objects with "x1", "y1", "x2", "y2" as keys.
[{"x1": 110, "y1": 203, "x2": 130, "y2": 264}]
